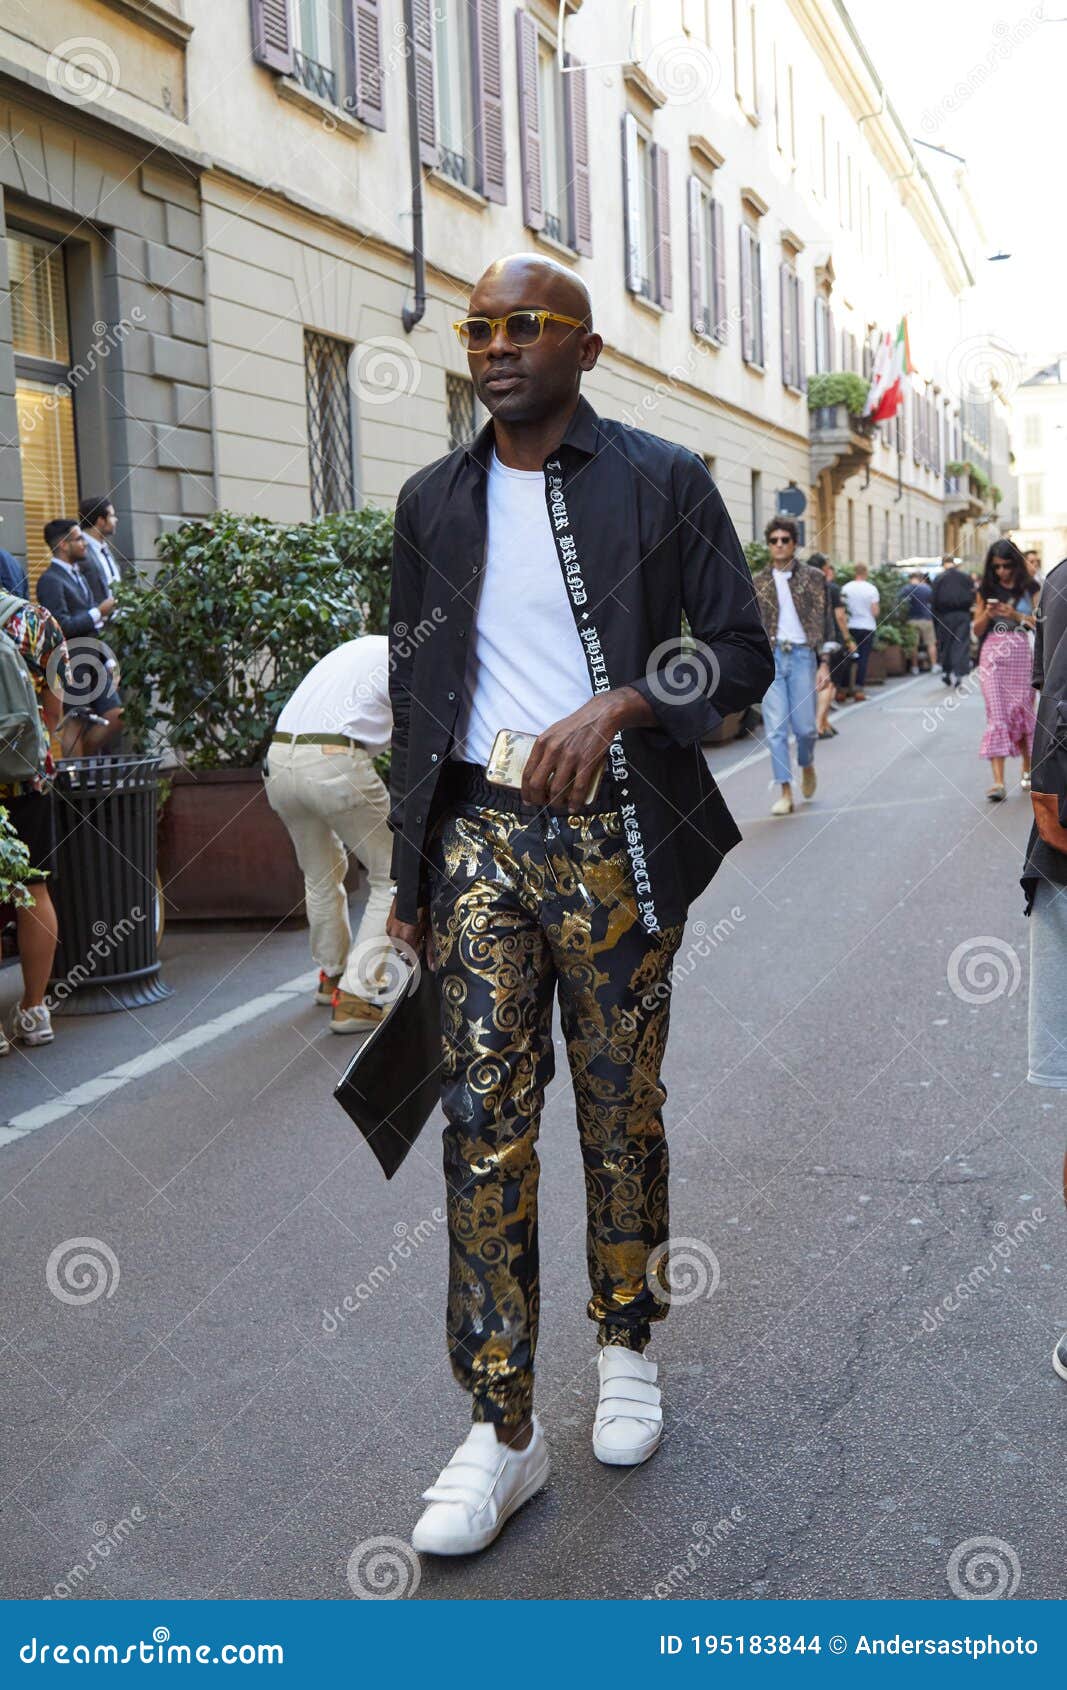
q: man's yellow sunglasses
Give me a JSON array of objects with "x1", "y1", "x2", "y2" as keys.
[{"x1": 452, "y1": 308, "x2": 589, "y2": 352}]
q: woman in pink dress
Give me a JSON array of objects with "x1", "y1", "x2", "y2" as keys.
[{"x1": 974, "y1": 540, "x2": 1038, "y2": 801}]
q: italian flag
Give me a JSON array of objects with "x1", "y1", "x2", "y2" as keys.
[{"x1": 864, "y1": 316, "x2": 912, "y2": 423}]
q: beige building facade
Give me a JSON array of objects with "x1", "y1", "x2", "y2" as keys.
[
  {"x1": 1011, "y1": 358, "x2": 1067, "y2": 572},
  {"x1": 0, "y1": 0, "x2": 1005, "y2": 582}
]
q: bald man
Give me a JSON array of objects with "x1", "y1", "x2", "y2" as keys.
[{"x1": 387, "y1": 255, "x2": 772, "y2": 1555}]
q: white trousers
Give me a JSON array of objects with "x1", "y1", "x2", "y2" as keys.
[{"x1": 264, "y1": 741, "x2": 394, "y2": 999}]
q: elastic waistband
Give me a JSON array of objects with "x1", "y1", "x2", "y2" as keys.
[{"x1": 439, "y1": 758, "x2": 621, "y2": 816}]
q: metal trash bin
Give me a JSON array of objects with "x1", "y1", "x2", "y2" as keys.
[{"x1": 48, "y1": 755, "x2": 170, "y2": 1015}]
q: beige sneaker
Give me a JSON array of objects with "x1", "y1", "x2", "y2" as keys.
[
  {"x1": 315, "y1": 971, "x2": 342, "y2": 1005},
  {"x1": 801, "y1": 764, "x2": 817, "y2": 800},
  {"x1": 330, "y1": 990, "x2": 387, "y2": 1034},
  {"x1": 770, "y1": 789, "x2": 794, "y2": 817}
]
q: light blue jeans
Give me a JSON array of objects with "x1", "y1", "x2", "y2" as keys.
[{"x1": 763, "y1": 645, "x2": 817, "y2": 784}]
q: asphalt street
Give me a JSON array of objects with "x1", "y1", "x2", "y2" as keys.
[{"x1": 1, "y1": 671, "x2": 1063, "y2": 1602}]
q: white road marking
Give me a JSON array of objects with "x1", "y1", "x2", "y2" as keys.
[{"x1": 0, "y1": 969, "x2": 317, "y2": 1146}]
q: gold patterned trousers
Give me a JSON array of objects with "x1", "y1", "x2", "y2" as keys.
[{"x1": 427, "y1": 780, "x2": 684, "y2": 1426}]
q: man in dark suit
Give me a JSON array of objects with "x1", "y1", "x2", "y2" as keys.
[
  {"x1": 35, "y1": 518, "x2": 122, "y2": 755},
  {"x1": 79, "y1": 494, "x2": 124, "y2": 601}
]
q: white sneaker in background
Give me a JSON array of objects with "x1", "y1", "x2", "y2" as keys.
[
  {"x1": 10, "y1": 1004, "x2": 54, "y2": 1047},
  {"x1": 0, "y1": 1021, "x2": 10, "y2": 1058}
]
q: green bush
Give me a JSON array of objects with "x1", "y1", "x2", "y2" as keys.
[
  {"x1": 806, "y1": 372, "x2": 870, "y2": 416},
  {"x1": 745, "y1": 540, "x2": 771, "y2": 573},
  {"x1": 113, "y1": 508, "x2": 394, "y2": 769},
  {"x1": 0, "y1": 802, "x2": 37, "y2": 908}
]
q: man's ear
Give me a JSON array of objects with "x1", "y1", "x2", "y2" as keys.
[{"x1": 579, "y1": 333, "x2": 604, "y2": 373}]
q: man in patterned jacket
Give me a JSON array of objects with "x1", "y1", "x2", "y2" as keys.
[{"x1": 751, "y1": 517, "x2": 835, "y2": 816}]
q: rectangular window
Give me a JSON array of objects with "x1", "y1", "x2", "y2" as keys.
[
  {"x1": 740, "y1": 223, "x2": 764, "y2": 368},
  {"x1": 293, "y1": 0, "x2": 346, "y2": 105},
  {"x1": 537, "y1": 36, "x2": 568, "y2": 243},
  {"x1": 847, "y1": 499, "x2": 855, "y2": 560},
  {"x1": 433, "y1": 2, "x2": 475, "y2": 185},
  {"x1": 867, "y1": 504, "x2": 874, "y2": 564},
  {"x1": 690, "y1": 180, "x2": 726, "y2": 341},
  {"x1": 446, "y1": 373, "x2": 480, "y2": 450},
  {"x1": 732, "y1": 0, "x2": 758, "y2": 119},
  {"x1": 818, "y1": 115, "x2": 828, "y2": 198},
  {"x1": 1023, "y1": 413, "x2": 1042, "y2": 449},
  {"x1": 750, "y1": 468, "x2": 762, "y2": 540},
  {"x1": 304, "y1": 329, "x2": 354, "y2": 517},
  {"x1": 813, "y1": 296, "x2": 832, "y2": 374},
  {"x1": 1022, "y1": 476, "x2": 1044, "y2": 518},
  {"x1": 8, "y1": 229, "x2": 80, "y2": 589},
  {"x1": 773, "y1": 48, "x2": 794, "y2": 163},
  {"x1": 779, "y1": 259, "x2": 802, "y2": 390}
]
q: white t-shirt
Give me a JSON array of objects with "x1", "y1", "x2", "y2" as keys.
[
  {"x1": 452, "y1": 451, "x2": 592, "y2": 765},
  {"x1": 772, "y1": 567, "x2": 808, "y2": 644},
  {"x1": 841, "y1": 578, "x2": 879, "y2": 631},
  {"x1": 275, "y1": 634, "x2": 392, "y2": 750}
]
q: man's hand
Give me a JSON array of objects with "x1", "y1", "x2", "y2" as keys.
[
  {"x1": 385, "y1": 892, "x2": 436, "y2": 973},
  {"x1": 99, "y1": 596, "x2": 116, "y2": 618},
  {"x1": 521, "y1": 686, "x2": 655, "y2": 808}
]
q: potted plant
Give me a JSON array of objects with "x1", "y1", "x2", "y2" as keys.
[
  {"x1": 113, "y1": 509, "x2": 393, "y2": 920},
  {"x1": 806, "y1": 372, "x2": 871, "y2": 423}
]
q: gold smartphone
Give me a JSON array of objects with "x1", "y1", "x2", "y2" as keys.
[{"x1": 486, "y1": 728, "x2": 604, "y2": 802}]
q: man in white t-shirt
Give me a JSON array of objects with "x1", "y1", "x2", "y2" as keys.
[
  {"x1": 264, "y1": 636, "x2": 394, "y2": 1033},
  {"x1": 840, "y1": 563, "x2": 881, "y2": 701}
]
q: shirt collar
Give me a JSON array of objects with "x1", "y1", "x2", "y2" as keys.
[{"x1": 466, "y1": 392, "x2": 602, "y2": 470}]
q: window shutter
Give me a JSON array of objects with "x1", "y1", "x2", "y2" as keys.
[
  {"x1": 757, "y1": 238, "x2": 768, "y2": 366},
  {"x1": 348, "y1": 0, "x2": 385, "y2": 130},
  {"x1": 652, "y1": 143, "x2": 672, "y2": 309},
  {"x1": 779, "y1": 262, "x2": 793, "y2": 388},
  {"x1": 711, "y1": 198, "x2": 727, "y2": 341},
  {"x1": 250, "y1": 0, "x2": 293, "y2": 74},
  {"x1": 472, "y1": 0, "x2": 506, "y2": 202},
  {"x1": 827, "y1": 306, "x2": 836, "y2": 370},
  {"x1": 688, "y1": 176, "x2": 705, "y2": 335},
  {"x1": 564, "y1": 55, "x2": 592, "y2": 254},
  {"x1": 739, "y1": 226, "x2": 754, "y2": 363},
  {"x1": 795, "y1": 277, "x2": 806, "y2": 385},
  {"x1": 621, "y1": 113, "x2": 641, "y2": 293},
  {"x1": 411, "y1": 0, "x2": 436, "y2": 166},
  {"x1": 516, "y1": 9, "x2": 543, "y2": 230}
]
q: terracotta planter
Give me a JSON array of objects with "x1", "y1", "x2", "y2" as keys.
[
  {"x1": 882, "y1": 645, "x2": 907, "y2": 677},
  {"x1": 864, "y1": 648, "x2": 888, "y2": 686},
  {"x1": 703, "y1": 709, "x2": 745, "y2": 745},
  {"x1": 157, "y1": 767, "x2": 304, "y2": 921}
]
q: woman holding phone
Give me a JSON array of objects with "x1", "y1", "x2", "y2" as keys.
[{"x1": 974, "y1": 539, "x2": 1038, "y2": 801}]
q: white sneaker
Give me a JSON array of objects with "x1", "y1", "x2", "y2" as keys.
[
  {"x1": 0, "y1": 1022, "x2": 9, "y2": 1058},
  {"x1": 593, "y1": 1348, "x2": 663, "y2": 1466},
  {"x1": 411, "y1": 1416, "x2": 550, "y2": 1555},
  {"x1": 770, "y1": 792, "x2": 794, "y2": 817},
  {"x1": 10, "y1": 1004, "x2": 53, "y2": 1046}
]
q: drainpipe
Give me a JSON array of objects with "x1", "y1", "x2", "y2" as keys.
[{"x1": 401, "y1": 0, "x2": 426, "y2": 334}]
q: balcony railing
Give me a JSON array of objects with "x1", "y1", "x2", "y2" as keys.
[
  {"x1": 293, "y1": 50, "x2": 338, "y2": 107},
  {"x1": 438, "y1": 146, "x2": 471, "y2": 187}
]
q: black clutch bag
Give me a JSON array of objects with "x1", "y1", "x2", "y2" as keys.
[{"x1": 332, "y1": 961, "x2": 443, "y2": 1178}]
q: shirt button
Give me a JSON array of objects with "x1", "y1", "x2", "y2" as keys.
[
  {"x1": 448, "y1": 691, "x2": 456, "y2": 702},
  {"x1": 430, "y1": 753, "x2": 438, "y2": 763},
  {"x1": 415, "y1": 812, "x2": 423, "y2": 823}
]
